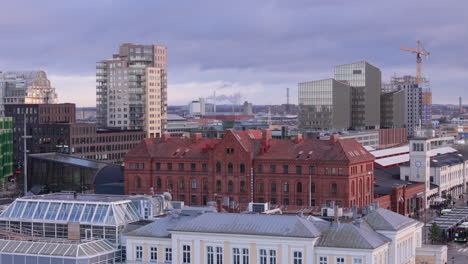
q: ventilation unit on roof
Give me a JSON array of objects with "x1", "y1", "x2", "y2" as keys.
[{"x1": 248, "y1": 202, "x2": 270, "y2": 213}]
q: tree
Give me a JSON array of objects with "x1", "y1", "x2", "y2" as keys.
[{"x1": 428, "y1": 223, "x2": 442, "y2": 244}]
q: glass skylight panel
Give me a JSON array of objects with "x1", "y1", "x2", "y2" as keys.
[
  {"x1": 105, "y1": 206, "x2": 116, "y2": 225},
  {"x1": 3, "y1": 241, "x2": 20, "y2": 252},
  {"x1": 33, "y1": 202, "x2": 50, "y2": 220},
  {"x1": 40, "y1": 243, "x2": 58, "y2": 255},
  {"x1": 45, "y1": 203, "x2": 61, "y2": 220},
  {"x1": 1, "y1": 203, "x2": 14, "y2": 218},
  {"x1": 57, "y1": 203, "x2": 72, "y2": 221},
  {"x1": 22, "y1": 202, "x2": 38, "y2": 219},
  {"x1": 27, "y1": 243, "x2": 46, "y2": 254},
  {"x1": 82, "y1": 204, "x2": 97, "y2": 223},
  {"x1": 64, "y1": 245, "x2": 78, "y2": 257},
  {"x1": 69, "y1": 204, "x2": 84, "y2": 222},
  {"x1": 15, "y1": 241, "x2": 33, "y2": 253},
  {"x1": 52, "y1": 244, "x2": 71, "y2": 256},
  {"x1": 11, "y1": 201, "x2": 26, "y2": 218},
  {"x1": 93, "y1": 205, "x2": 109, "y2": 224}
]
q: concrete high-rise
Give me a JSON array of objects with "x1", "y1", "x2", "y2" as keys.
[
  {"x1": 96, "y1": 43, "x2": 167, "y2": 138},
  {"x1": 298, "y1": 78, "x2": 351, "y2": 130},
  {"x1": 0, "y1": 70, "x2": 57, "y2": 116},
  {"x1": 334, "y1": 61, "x2": 382, "y2": 130},
  {"x1": 382, "y1": 75, "x2": 429, "y2": 137}
]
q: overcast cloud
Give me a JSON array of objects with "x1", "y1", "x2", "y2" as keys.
[{"x1": 0, "y1": 0, "x2": 466, "y2": 106}]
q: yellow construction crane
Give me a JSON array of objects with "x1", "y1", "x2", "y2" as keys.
[{"x1": 400, "y1": 40, "x2": 430, "y2": 84}]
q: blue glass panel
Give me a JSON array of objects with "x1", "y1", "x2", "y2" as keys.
[
  {"x1": 93, "y1": 205, "x2": 108, "y2": 224},
  {"x1": 81, "y1": 204, "x2": 96, "y2": 223},
  {"x1": 45, "y1": 203, "x2": 61, "y2": 220},
  {"x1": 33, "y1": 202, "x2": 49, "y2": 220},
  {"x1": 11, "y1": 201, "x2": 26, "y2": 218},
  {"x1": 57, "y1": 203, "x2": 72, "y2": 221},
  {"x1": 22, "y1": 202, "x2": 38, "y2": 219},
  {"x1": 69, "y1": 204, "x2": 84, "y2": 222}
]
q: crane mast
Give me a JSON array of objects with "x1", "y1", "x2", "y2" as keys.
[{"x1": 400, "y1": 40, "x2": 430, "y2": 84}]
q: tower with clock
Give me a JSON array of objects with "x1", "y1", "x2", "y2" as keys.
[{"x1": 405, "y1": 138, "x2": 431, "y2": 186}]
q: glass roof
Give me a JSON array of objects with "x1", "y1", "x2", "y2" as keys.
[
  {"x1": 0, "y1": 199, "x2": 140, "y2": 226},
  {"x1": 0, "y1": 239, "x2": 115, "y2": 258}
]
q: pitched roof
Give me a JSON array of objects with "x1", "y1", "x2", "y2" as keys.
[
  {"x1": 315, "y1": 221, "x2": 389, "y2": 249},
  {"x1": 364, "y1": 208, "x2": 418, "y2": 231},
  {"x1": 257, "y1": 138, "x2": 373, "y2": 162},
  {"x1": 170, "y1": 213, "x2": 321, "y2": 238},
  {"x1": 126, "y1": 213, "x2": 200, "y2": 238}
]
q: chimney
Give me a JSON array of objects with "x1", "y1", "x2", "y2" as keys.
[
  {"x1": 161, "y1": 133, "x2": 171, "y2": 142},
  {"x1": 294, "y1": 134, "x2": 303, "y2": 143},
  {"x1": 192, "y1": 133, "x2": 202, "y2": 141},
  {"x1": 330, "y1": 134, "x2": 339, "y2": 144},
  {"x1": 262, "y1": 129, "x2": 272, "y2": 141}
]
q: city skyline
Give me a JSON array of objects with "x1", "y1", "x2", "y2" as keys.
[{"x1": 1, "y1": 0, "x2": 467, "y2": 107}]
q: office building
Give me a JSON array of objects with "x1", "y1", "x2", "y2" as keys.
[
  {"x1": 298, "y1": 78, "x2": 351, "y2": 130},
  {"x1": 380, "y1": 89, "x2": 405, "y2": 129},
  {"x1": 0, "y1": 70, "x2": 57, "y2": 116},
  {"x1": 96, "y1": 43, "x2": 167, "y2": 138},
  {"x1": 188, "y1": 98, "x2": 206, "y2": 117},
  {"x1": 334, "y1": 61, "x2": 382, "y2": 130},
  {"x1": 0, "y1": 117, "x2": 13, "y2": 180},
  {"x1": 125, "y1": 208, "x2": 447, "y2": 264},
  {"x1": 124, "y1": 130, "x2": 375, "y2": 209},
  {"x1": 4, "y1": 104, "x2": 144, "y2": 173}
]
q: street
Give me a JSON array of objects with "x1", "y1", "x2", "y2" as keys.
[{"x1": 447, "y1": 241, "x2": 468, "y2": 264}]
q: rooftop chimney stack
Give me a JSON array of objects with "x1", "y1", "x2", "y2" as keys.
[{"x1": 330, "y1": 134, "x2": 340, "y2": 144}]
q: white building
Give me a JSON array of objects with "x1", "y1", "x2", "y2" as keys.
[
  {"x1": 125, "y1": 208, "x2": 446, "y2": 264},
  {"x1": 189, "y1": 98, "x2": 206, "y2": 117},
  {"x1": 399, "y1": 134, "x2": 466, "y2": 206}
]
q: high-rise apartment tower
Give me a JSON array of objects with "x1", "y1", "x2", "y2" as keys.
[{"x1": 96, "y1": 43, "x2": 167, "y2": 138}]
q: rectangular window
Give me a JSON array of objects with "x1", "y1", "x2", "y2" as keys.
[
  {"x1": 233, "y1": 248, "x2": 249, "y2": 264},
  {"x1": 258, "y1": 165, "x2": 263, "y2": 173},
  {"x1": 319, "y1": 256, "x2": 328, "y2": 264},
  {"x1": 155, "y1": 163, "x2": 161, "y2": 170},
  {"x1": 202, "y1": 163, "x2": 208, "y2": 172},
  {"x1": 283, "y1": 165, "x2": 288, "y2": 174},
  {"x1": 324, "y1": 168, "x2": 329, "y2": 175},
  {"x1": 167, "y1": 163, "x2": 172, "y2": 171},
  {"x1": 150, "y1": 247, "x2": 157, "y2": 261},
  {"x1": 165, "y1": 248, "x2": 172, "y2": 261},
  {"x1": 191, "y1": 163, "x2": 196, "y2": 171},
  {"x1": 293, "y1": 251, "x2": 303, "y2": 264},
  {"x1": 183, "y1": 245, "x2": 191, "y2": 264},
  {"x1": 309, "y1": 166, "x2": 315, "y2": 175},
  {"x1": 270, "y1": 165, "x2": 276, "y2": 173},
  {"x1": 336, "y1": 257, "x2": 344, "y2": 264},
  {"x1": 207, "y1": 246, "x2": 223, "y2": 264},
  {"x1": 296, "y1": 166, "x2": 302, "y2": 174},
  {"x1": 135, "y1": 245, "x2": 143, "y2": 260},
  {"x1": 179, "y1": 163, "x2": 185, "y2": 171},
  {"x1": 352, "y1": 257, "x2": 362, "y2": 264}
]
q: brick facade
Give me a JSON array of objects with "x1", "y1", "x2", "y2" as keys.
[{"x1": 124, "y1": 130, "x2": 375, "y2": 210}]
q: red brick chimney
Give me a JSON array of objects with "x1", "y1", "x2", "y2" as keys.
[
  {"x1": 262, "y1": 129, "x2": 272, "y2": 141},
  {"x1": 330, "y1": 134, "x2": 339, "y2": 144},
  {"x1": 192, "y1": 133, "x2": 202, "y2": 141},
  {"x1": 161, "y1": 133, "x2": 171, "y2": 142},
  {"x1": 294, "y1": 134, "x2": 303, "y2": 143}
]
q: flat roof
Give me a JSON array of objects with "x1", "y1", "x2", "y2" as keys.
[
  {"x1": 28, "y1": 153, "x2": 114, "y2": 170},
  {"x1": 371, "y1": 145, "x2": 409, "y2": 158},
  {"x1": 20, "y1": 193, "x2": 132, "y2": 203}
]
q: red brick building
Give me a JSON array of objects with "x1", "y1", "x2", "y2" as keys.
[{"x1": 124, "y1": 130, "x2": 375, "y2": 210}]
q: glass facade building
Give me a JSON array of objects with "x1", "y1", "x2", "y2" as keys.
[{"x1": 0, "y1": 117, "x2": 13, "y2": 180}]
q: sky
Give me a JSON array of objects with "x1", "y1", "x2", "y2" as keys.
[{"x1": 1, "y1": 0, "x2": 467, "y2": 107}]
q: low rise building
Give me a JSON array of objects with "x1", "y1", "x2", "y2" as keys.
[
  {"x1": 124, "y1": 130, "x2": 375, "y2": 210},
  {"x1": 125, "y1": 208, "x2": 446, "y2": 264}
]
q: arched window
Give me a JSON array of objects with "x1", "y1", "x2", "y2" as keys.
[
  {"x1": 240, "y1": 181, "x2": 246, "y2": 193},
  {"x1": 135, "y1": 176, "x2": 141, "y2": 188},
  {"x1": 216, "y1": 180, "x2": 222, "y2": 192},
  {"x1": 271, "y1": 181, "x2": 277, "y2": 193},
  {"x1": 257, "y1": 181, "x2": 264, "y2": 193},
  {"x1": 331, "y1": 183, "x2": 337, "y2": 195},
  {"x1": 351, "y1": 181, "x2": 355, "y2": 196},
  {"x1": 228, "y1": 180, "x2": 234, "y2": 192},
  {"x1": 366, "y1": 178, "x2": 370, "y2": 191},
  {"x1": 283, "y1": 182, "x2": 289, "y2": 193},
  {"x1": 359, "y1": 179, "x2": 363, "y2": 194},
  {"x1": 216, "y1": 162, "x2": 221, "y2": 173},
  {"x1": 296, "y1": 182, "x2": 302, "y2": 193},
  {"x1": 228, "y1": 163, "x2": 233, "y2": 174},
  {"x1": 178, "y1": 180, "x2": 185, "y2": 190},
  {"x1": 156, "y1": 178, "x2": 162, "y2": 189},
  {"x1": 240, "y1": 163, "x2": 246, "y2": 174},
  {"x1": 310, "y1": 183, "x2": 315, "y2": 193}
]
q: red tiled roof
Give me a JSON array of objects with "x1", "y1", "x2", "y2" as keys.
[
  {"x1": 125, "y1": 131, "x2": 373, "y2": 163},
  {"x1": 126, "y1": 137, "x2": 221, "y2": 159},
  {"x1": 256, "y1": 138, "x2": 374, "y2": 162}
]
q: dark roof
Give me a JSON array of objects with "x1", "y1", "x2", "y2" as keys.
[
  {"x1": 430, "y1": 152, "x2": 467, "y2": 167},
  {"x1": 170, "y1": 213, "x2": 321, "y2": 238},
  {"x1": 315, "y1": 221, "x2": 389, "y2": 249},
  {"x1": 93, "y1": 165, "x2": 124, "y2": 195},
  {"x1": 364, "y1": 208, "x2": 418, "y2": 231},
  {"x1": 28, "y1": 153, "x2": 114, "y2": 170},
  {"x1": 374, "y1": 168, "x2": 421, "y2": 195}
]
